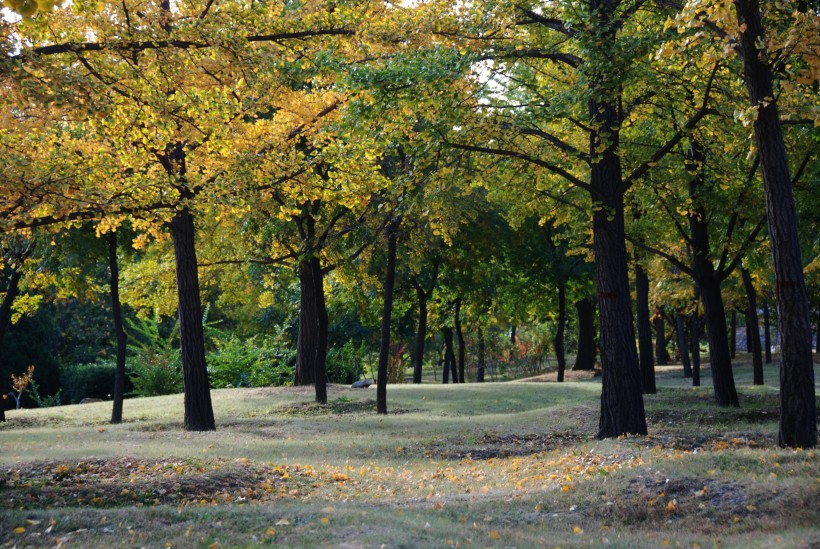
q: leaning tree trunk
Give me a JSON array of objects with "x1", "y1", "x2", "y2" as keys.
[
  {"x1": 635, "y1": 255, "x2": 656, "y2": 394},
  {"x1": 763, "y1": 298, "x2": 772, "y2": 364},
  {"x1": 108, "y1": 232, "x2": 128, "y2": 424},
  {"x1": 573, "y1": 298, "x2": 596, "y2": 371},
  {"x1": 377, "y1": 219, "x2": 399, "y2": 414},
  {"x1": 170, "y1": 207, "x2": 215, "y2": 431},
  {"x1": 742, "y1": 268, "x2": 764, "y2": 385},
  {"x1": 412, "y1": 282, "x2": 428, "y2": 384},
  {"x1": 654, "y1": 309, "x2": 669, "y2": 366},
  {"x1": 676, "y1": 310, "x2": 692, "y2": 377},
  {"x1": 554, "y1": 281, "x2": 567, "y2": 382},
  {"x1": 454, "y1": 298, "x2": 466, "y2": 384},
  {"x1": 476, "y1": 326, "x2": 486, "y2": 382},
  {"x1": 312, "y1": 257, "x2": 329, "y2": 405},
  {"x1": 735, "y1": 0, "x2": 815, "y2": 447},
  {"x1": 295, "y1": 258, "x2": 321, "y2": 388}
]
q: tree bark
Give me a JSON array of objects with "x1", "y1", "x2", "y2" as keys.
[
  {"x1": 554, "y1": 281, "x2": 567, "y2": 382},
  {"x1": 170, "y1": 207, "x2": 215, "y2": 431},
  {"x1": 742, "y1": 268, "x2": 764, "y2": 385},
  {"x1": 476, "y1": 326, "x2": 486, "y2": 383},
  {"x1": 676, "y1": 310, "x2": 692, "y2": 377},
  {"x1": 108, "y1": 231, "x2": 128, "y2": 424},
  {"x1": 295, "y1": 259, "x2": 318, "y2": 386},
  {"x1": 635, "y1": 255, "x2": 656, "y2": 394},
  {"x1": 654, "y1": 309, "x2": 669, "y2": 366},
  {"x1": 735, "y1": 0, "x2": 815, "y2": 447},
  {"x1": 573, "y1": 298, "x2": 596, "y2": 371},
  {"x1": 377, "y1": 219, "x2": 399, "y2": 414},
  {"x1": 454, "y1": 298, "x2": 466, "y2": 384},
  {"x1": 591, "y1": 154, "x2": 646, "y2": 436},
  {"x1": 411, "y1": 281, "x2": 428, "y2": 384}
]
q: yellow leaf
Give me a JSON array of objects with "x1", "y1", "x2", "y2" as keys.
[
  {"x1": 665, "y1": 499, "x2": 678, "y2": 514},
  {"x1": 208, "y1": 544, "x2": 220, "y2": 549},
  {"x1": 13, "y1": 527, "x2": 25, "y2": 534},
  {"x1": 265, "y1": 527, "x2": 276, "y2": 537},
  {"x1": 320, "y1": 517, "x2": 330, "y2": 525},
  {"x1": 573, "y1": 526, "x2": 583, "y2": 534},
  {"x1": 488, "y1": 530, "x2": 501, "y2": 540}
]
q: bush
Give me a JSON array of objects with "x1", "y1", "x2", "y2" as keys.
[
  {"x1": 326, "y1": 340, "x2": 366, "y2": 384},
  {"x1": 207, "y1": 334, "x2": 294, "y2": 388},
  {"x1": 127, "y1": 314, "x2": 184, "y2": 397},
  {"x1": 60, "y1": 361, "x2": 120, "y2": 404}
]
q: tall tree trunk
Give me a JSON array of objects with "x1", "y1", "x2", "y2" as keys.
[
  {"x1": 454, "y1": 298, "x2": 466, "y2": 384},
  {"x1": 412, "y1": 281, "x2": 428, "y2": 384},
  {"x1": 554, "y1": 281, "x2": 567, "y2": 382},
  {"x1": 742, "y1": 268, "x2": 764, "y2": 385},
  {"x1": 734, "y1": 0, "x2": 815, "y2": 447},
  {"x1": 654, "y1": 309, "x2": 669, "y2": 366},
  {"x1": 170, "y1": 207, "x2": 215, "y2": 431},
  {"x1": 730, "y1": 309, "x2": 737, "y2": 358},
  {"x1": 476, "y1": 326, "x2": 486, "y2": 383},
  {"x1": 295, "y1": 259, "x2": 318, "y2": 386},
  {"x1": 573, "y1": 298, "x2": 596, "y2": 371},
  {"x1": 377, "y1": 219, "x2": 399, "y2": 414},
  {"x1": 591, "y1": 160, "x2": 646, "y2": 436},
  {"x1": 312, "y1": 257, "x2": 328, "y2": 405},
  {"x1": 763, "y1": 298, "x2": 772, "y2": 364},
  {"x1": 676, "y1": 310, "x2": 692, "y2": 377},
  {"x1": 108, "y1": 232, "x2": 128, "y2": 424},
  {"x1": 635, "y1": 255, "x2": 656, "y2": 394}
]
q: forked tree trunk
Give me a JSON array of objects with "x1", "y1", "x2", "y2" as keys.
[
  {"x1": 573, "y1": 298, "x2": 596, "y2": 371},
  {"x1": 635, "y1": 256, "x2": 656, "y2": 394},
  {"x1": 734, "y1": 0, "x2": 815, "y2": 447},
  {"x1": 742, "y1": 268, "x2": 764, "y2": 385},
  {"x1": 676, "y1": 310, "x2": 692, "y2": 377},
  {"x1": 554, "y1": 281, "x2": 566, "y2": 382},
  {"x1": 108, "y1": 231, "x2": 128, "y2": 424},
  {"x1": 454, "y1": 298, "x2": 466, "y2": 384},
  {"x1": 476, "y1": 326, "x2": 486, "y2": 383},
  {"x1": 170, "y1": 207, "x2": 215, "y2": 431},
  {"x1": 377, "y1": 219, "x2": 399, "y2": 414}
]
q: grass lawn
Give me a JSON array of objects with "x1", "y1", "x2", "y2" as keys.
[{"x1": 1, "y1": 355, "x2": 818, "y2": 548}]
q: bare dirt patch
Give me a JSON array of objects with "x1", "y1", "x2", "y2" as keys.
[{"x1": 425, "y1": 432, "x2": 587, "y2": 460}]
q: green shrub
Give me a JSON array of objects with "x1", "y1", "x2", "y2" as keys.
[
  {"x1": 60, "y1": 361, "x2": 118, "y2": 404},
  {"x1": 326, "y1": 340, "x2": 366, "y2": 384},
  {"x1": 207, "y1": 334, "x2": 294, "y2": 388},
  {"x1": 127, "y1": 314, "x2": 184, "y2": 397}
]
